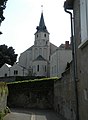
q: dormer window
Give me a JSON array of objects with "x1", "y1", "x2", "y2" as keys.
[{"x1": 44, "y1": 34, "x2": 46, "y2": 37}]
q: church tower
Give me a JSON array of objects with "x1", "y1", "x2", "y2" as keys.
[
  {"x1": 34, "y1": 12, "x2": 49, "y2": 46},
  {"x1": 32, "y1": 12, "x2": 50, "y2": 77},
  {"x1": 19, "y1": 12, "x2": 53, "y2": 77},
  {"x1": 33, "y1": 12, "x2": 50, "y2": 61}
]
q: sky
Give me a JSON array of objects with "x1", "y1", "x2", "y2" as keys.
[{"x1": 0, "y1": 0, "x2": 71, "y2": 58}]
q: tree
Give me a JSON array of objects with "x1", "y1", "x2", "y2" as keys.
[
  {"x1": 0, "y1": 44, "x2": 18, "y2": 68},
  {"x1": 0, "y1": 0, "x2": 8, "y2": 25},
  {"x1": 0, "y1": 1, "x2": 17, "y2": 67}
]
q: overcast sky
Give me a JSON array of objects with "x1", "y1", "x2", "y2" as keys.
[{"x1": 0, "y1": 0, "x2": 71, "y2": 58}]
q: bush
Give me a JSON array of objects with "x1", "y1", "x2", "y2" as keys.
[
  {"x1": 0, "y1": 111, "x2": 5, "y2": 120},
  {"x1": 0, "y1": 107, "x2": 10, "y2": 120}
]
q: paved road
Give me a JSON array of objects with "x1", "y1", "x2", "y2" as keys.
[{"x1": 4, "y1": 108, "x2": 66, "y2": 120}]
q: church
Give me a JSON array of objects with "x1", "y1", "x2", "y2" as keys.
[
  {"x1": 0, "y1": 12, "x2": 72, "y2": 78},
  {"x1": 18, "y1": 12, "x2": 58, "y2": 77}
]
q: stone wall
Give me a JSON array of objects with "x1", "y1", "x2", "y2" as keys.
[
  {"x1": 73, "y1": 0, "x2": 88, "y2": 120},
  {"x1": 0, "y1": 82, "x2": 8, "y2": 112},
  {"x1": 54, "y1": 64, "x2": 76, "y2": 120},
  {"x1": 7, "y1": 79, "x2": 54, "y2": 109}
]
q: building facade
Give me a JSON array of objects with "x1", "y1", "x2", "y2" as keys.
[
  {"x1": 50, "y1": 41, "x2": 72, "y2": 77},
  {"x1": 54, "y1": 63, "x2": 76, "y2": 120},
  {"x1": 0, "y1": 12, "x2": 72, "y2": 78},
  {"x1": 64, "y1": 0, "x2": 88, "y2": 120},
  {"x1": 18, "y1": 12, "x2": 57, "y2": 77}
]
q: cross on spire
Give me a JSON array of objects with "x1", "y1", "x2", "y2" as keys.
[{"x1": 41, "y1": 5, "x2": 43, "y2": 13}]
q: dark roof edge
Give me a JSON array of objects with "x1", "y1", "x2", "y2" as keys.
[
  {"x1": 64, "y1": 0, "x2": 74, "y2": 10},
  {"x1": 33, "y1": 55, "x2": 47, "y2": 62}
]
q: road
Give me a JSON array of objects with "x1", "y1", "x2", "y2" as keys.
[{"x1": 4, "y1": 108, "x2": 66, "y2": 120}]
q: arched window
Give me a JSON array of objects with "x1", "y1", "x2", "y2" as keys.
[
  {"x1": 37, "y1": 34, "x2": 38, "y2": 38},
  {"x1": 37, "y1": 65, "x2": 39, "y2": 72},
  {"x1": 45, "y1": 65, "x2": 47, "y2": 72},
  {"x1": 44, "y1": 34, "x2": 46, "y2": 37}
]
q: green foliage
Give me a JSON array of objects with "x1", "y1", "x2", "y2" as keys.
[
  {"x1": 7, "y1": 77, "x2": 59, "y2": 85},
  {"x1": 0, "y1": 44, "x2": 18, "y2": 68},
  {"x1": 0, "y1": 107, "x2": 10, "y2": 120},
  {"x1": 0, "y1": 83, "x2": 9, "y2": 120},
  {"x1": 0, "y1": 0, "x2": 8, "y2": 25},
  {"x1": 4, "y1": 106, "x2": 11, "y2": 114},
  {"x1": 0, "y1": 111, "x2": 5, "y2": 120},
  {"x1": 0, "y1": 82, "x2": 8, "y2": 97},
  {"x1": 4, "y1": 86, "x2": 8, "y2": 95}
]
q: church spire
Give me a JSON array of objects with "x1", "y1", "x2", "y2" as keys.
[
  {"x1": 36, "y1": 12, "x2": 49, "y2": 33},
  {"x1": 39, "y1": 12, "x2": 45, "y2": 29}
]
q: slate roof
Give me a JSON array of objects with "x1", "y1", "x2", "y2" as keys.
[
  {"x1": 64, "y1": 0, "x2": 74, "y2": 10},
  {"x1": 36, "y1": 12, "x2": 49, "y2": 33}
]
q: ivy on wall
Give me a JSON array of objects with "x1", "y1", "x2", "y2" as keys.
[
  {"x1": 0, "y1": 82, "x2": 8, "y2": 97},
  {"x1": 0, "y1": 82, "x2": 9, "y2": 120}
]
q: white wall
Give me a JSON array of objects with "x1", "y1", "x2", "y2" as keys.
[
  {"x1": 10, "y1": 63, "x2": 28, "y2": 76},
  {"x1": 50, "y1": 49, "x2": 72, "y2": 77},
  {"x1": 32, "y1": 60, "x2": 47, "y2": 77},
  {"x1": 35, "y1": 32, "x2": 49, "y2": 46},
  {"x1": 58, "y1": 50, "x2": 72, "y2": 76},
  {"x1": 19, "y1": 48, "x2": 33, "y2": 69},
  {"x1": 0, "y1": 64, "x2": 10, "y2": 77}
]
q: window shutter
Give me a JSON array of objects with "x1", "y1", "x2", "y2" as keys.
[{"x1": 80, "y1": 0, "x2": 88, "y2": 41}]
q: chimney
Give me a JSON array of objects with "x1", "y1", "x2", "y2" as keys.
[{"x1": 65, "y1": 41, "x2": 69, "y2": 49}]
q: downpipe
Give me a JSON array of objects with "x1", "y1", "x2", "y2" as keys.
[{"x1": 64, "y1": 6, "x2": 79, "y2": 120}]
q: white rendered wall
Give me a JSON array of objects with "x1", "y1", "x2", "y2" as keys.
[
  {"x1": 50, "y1": 49, "x2": 72, "y2": 77},
  {"x1": 32, "y1": 60, "x2": 47, "y2": 77},
  {"x1": 10, "y1": 63, "x2": 28, "y2": 76},
  {"x1": 0, "y1": 64, "x2": 10, "y2": 77}
]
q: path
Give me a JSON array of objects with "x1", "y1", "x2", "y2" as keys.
[{"x1": 4, "y1": 108, "x2": 66, "y2": 120}]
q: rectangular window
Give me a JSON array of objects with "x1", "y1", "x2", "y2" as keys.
[
  {"x1": 37, "y1": 65, "x2": 39, "y2": 72},
  {"x1": 80, "y1": 0, "x2": 88, "y2": 42},
  {"x1": 45, "y1": 65, "x2": 46, "y2": 72},
  {"x1": 14, "y1": 70, "x2": 18, "y2": 75},
  {"x1": 5, "y1": 73, "x2": 7, "y2": 77},
  {"x1": 84, "y1": 89, "x2": 88, "y2": 100},
  {"x1": 52, "y1": 67, "x2": 53, "y2": 74}
]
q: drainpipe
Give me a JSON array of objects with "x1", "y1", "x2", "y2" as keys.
[{"x1": 64, "y1": 2, "x2": 79, "y2": 120}]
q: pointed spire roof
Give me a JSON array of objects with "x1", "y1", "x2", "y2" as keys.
[
  {"x1": 39, "y1": 12, "x2": 45, "y2": 28},
  {"x1": 36, "y1": 12, "x2": 49, "y2": 33}
]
